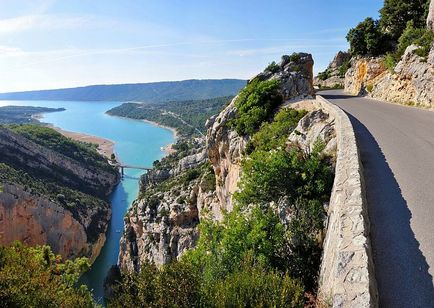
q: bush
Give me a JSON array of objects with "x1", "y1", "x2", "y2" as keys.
[
  {"x1": 317, "y1": 69, "x2": 331, "y2": 81},
  {"x1": 211, "y1": 260, "x2": 304, "y2": 308},
  {"x1": 0, "y1": 242, "x2": 94, "y2": 307},
  {"x1": 338, "y1": 59, "x2": 351, "y2": 77},
  {"x1": 248, "y1": 108, "x2": 307, "y2": 153},
  {"x1": 109, "y1": 261, "x2": 200, "y2": 308},
  {"x1": 265, "y1": 61, "x2": 280, "y2": 73},
  {"x1": 397, "y1": 21, "x2": 433, "y2": 58},
  {"x1": 384, "y1": 52, "x2": 398, "y2": 72},
  {"x1": 366, "y1": 83, "x2": 374, "y2": 93},
  {"x1": 230, "y1": 79, "x2": 283, "y2": 136}
]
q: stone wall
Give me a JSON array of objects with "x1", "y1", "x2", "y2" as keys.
[{"x1": 316, "y1": 96, "x2": 378, "y2": 307}]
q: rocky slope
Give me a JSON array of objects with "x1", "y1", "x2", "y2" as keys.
[
  {"x1": 344, "y1": 2, "x2": 434, "y2": 108},
  {"x1": 314, "y1": 51, "x2": 350, "y2": 89},
  {"x1": 118, "y1": 53, "x2": 332, "y2": 272},
  {"x1": 0, "y1": 126, "x2": 119, "y2": 262}
]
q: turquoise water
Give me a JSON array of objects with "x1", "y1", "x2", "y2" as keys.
[{"x1": 0, "y1": 100, "x2": 174, "y2": 303}]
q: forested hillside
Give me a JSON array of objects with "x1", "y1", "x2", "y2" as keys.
[
  {"x1": 0, "y1": 79, "x2": 245, "y2": 102},
  {"x1": 107, "y1": 96, "x2": 232, "y2": 137}
]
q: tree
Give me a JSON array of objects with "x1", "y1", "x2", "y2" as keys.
[
  {"x1": 346, "y1": 18, "x2": 388, "y2": 56},
  {"x1": 0, "y1": 242, "x2": 95, "y2": 307},
  {"x1": 380, "y1": 0, "x2": 430, "y2": 40}
]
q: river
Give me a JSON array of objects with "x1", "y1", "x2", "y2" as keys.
[{"x1": 0, "y1": 100, "x2": 175, "y2": 303}]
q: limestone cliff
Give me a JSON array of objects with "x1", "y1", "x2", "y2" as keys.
[
  {"x1": 207, "y1": 53, "x2": 315, "y2": 215},
  {"x1": 369, "y1": 45, "x2": 434, "y2": 109},
  {"x1": 344, "y1": 56, "x2": 386, "y2": 96},
  {"x1": 0, "y1": 126, "x2": 119, "y2": 262},
  {"x1": 314, "y1": 51, "x2": 350, "y2": 89},
  {"x1": 118, "y1": 53, "x2": 317, "y2": 271}
]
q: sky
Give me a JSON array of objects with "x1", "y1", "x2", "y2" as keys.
[{"x1": 0, "y1": 0, "x2": 383, "y2": 92}]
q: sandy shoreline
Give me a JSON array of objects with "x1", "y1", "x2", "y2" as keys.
[{"x1": 53, "y1": 127, "x2": 115, "y2": 159}]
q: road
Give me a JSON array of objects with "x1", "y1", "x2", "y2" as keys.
[{"x1": 321, "y1": 90, "x2": 434, "y2": 307}]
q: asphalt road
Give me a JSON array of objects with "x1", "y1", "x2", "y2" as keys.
[{"x1": 321, "y1": 90, "x2": 434, "y2": 307}]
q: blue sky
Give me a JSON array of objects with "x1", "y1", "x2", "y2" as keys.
[{"x1": 0, "y1": 0, "x2": 382, "y2": 92}]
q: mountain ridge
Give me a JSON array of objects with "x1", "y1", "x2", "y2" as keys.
[{"x1": 0, "y1": 79, "x2": 246, "y2": 103}]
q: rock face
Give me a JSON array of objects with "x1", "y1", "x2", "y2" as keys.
[
  {"x1": 0, "y1": 127, "x2": 118, "y2": 262},
  {"x1": 369, "y1": 45, "x2": 434, "y2": 108},
  {"x1": 314, "y1": 51, "x2": 350, "y2": 88},
  {"x1": 428, "y1": 0, "x2": 434, "y2": 31},
  {"x1": 0, "y1": 183, "x2": 109, "y2": 262},
  {"x1": 207, "y1": 53, "x2": 315, "y2": 215},
  {"x1": 288, "y1": 109, "x2": 337, "y2": 156},
  {"x1": 118, "y1": 139, "x2": 220, "y2": 271},
  {"x1": 344, "y1": 56, "x2": 386, "y2": 95}
]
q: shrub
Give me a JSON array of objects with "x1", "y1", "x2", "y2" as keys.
[
  {"x1": 0, "y1": 242, "x2": 94, "y2": 307},
  {"x1": 211, "y1": 259, "x2": 304, "y2": 308},
  {"x1": 248, "y1": 108, "x2": 307, "y2": 153},
  {"x1": 317, "y1": 69, "x2": 331, "y2": 81},
  {"x1": 338, "y1": 59, "x2": 351, "y2": 77},
  {"x1": 384, "y1": 52, "x2": 398, "y2": 72},
  {"x1": 265, "y1": 61, "x2": 280, "y2": 73},
  {"x1": 230, "y1": 79, "x2": 283, "y2": 136},
  {"x1": 109, "y1": 261, "x2": 200, "y2": 308},
  {"x1": 366, "y1": 83, "x2": 374, "y2": 93},
  {"x1": 397, "y1": 21, "x2": 434, "y2": 58}
]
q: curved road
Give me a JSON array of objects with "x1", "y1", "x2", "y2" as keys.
[{"x1": 321, "y1": 90, "x2": 434, "y2": 307}]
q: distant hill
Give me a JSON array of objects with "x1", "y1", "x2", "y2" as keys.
[{"x1": 0, "y1": 79, "x2": 246, "y2": 102}]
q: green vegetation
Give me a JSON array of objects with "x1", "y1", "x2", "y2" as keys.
[
  {"x1": 380, "y1": 0, "x2": 430, "y2": 40},
  {"x1": 0, "y1": 106, "x2": 65, "y2": 124},
  {"x1": 230, "y1": 79, "x2": 283, "y2": 136},
  {"x1": 265, "y1": 61, "x2": 280, "y2": 73},
  {"x1": 338, "y1": 59, "x2": 351, "y2": 77},
  {"x1": 397, "y1": 21, "x2": 434, "y2": 58},
  {"x1": 8, "y1": 124, "x2": 114, "y2": 173},
  {"x1": 317, "y1": 69, "x2": 332, "y2": 81},
  {"x1": 246, "y1": 108, "x2": 307, "y2": 153},
  {"x1": 0, "y1": 242, "x2": 96, "y2": 307},
  {"x1": 113, "y1": 104, "x2": 334, "y2": 306},
  {"x1": 107, "y1": 96, "x2": 232, "y2": 137},
  {"x1": 347, "y1": 0, "x2": 432, "y2": 64},
  {"x1": 346, "y1": 18, "x2": 389, "y2": 56}
]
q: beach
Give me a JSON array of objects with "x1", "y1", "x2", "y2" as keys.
[{"x1": 53, "y1": 127, "x2": 115, "y2": 159}]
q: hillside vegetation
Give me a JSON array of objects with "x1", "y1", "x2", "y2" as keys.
[
  {"x1": 0, "y1": 79, "x2": 245, "y2": 102},
  {"x1": 107, "y1": 96, "x2": 233, "y2": 137},
  {"x1": 0, "y1": 106, "x2": 65, "y2": 124},
  {"x1": 346, "y1": 0, "x2": 432, "y2": 65}
]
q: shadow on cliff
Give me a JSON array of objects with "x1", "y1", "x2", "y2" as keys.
[{"x1": 345, "y1": 113, "x2": 434, "y2": 307}]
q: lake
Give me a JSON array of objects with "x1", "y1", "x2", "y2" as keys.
[{"x1": 0, "y1": 100, "x2": 175, "y2": 303}]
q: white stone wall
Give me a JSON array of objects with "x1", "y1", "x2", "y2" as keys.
[{"x1": 316, "y1": 96, "x2": 378, "y2": 307}]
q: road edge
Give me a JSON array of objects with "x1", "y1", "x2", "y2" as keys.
[{"x1": 317, "y1": 95, "x2": 378, "y2": 307}]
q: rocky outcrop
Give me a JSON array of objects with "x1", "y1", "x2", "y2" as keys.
[
  {"x1": 288, "y1": 109, "x2": 337, "y2": 156},
  {"x1": 207, "y1": 53, "x2": 315, "y2": 216},
  {"x1": 118, "y1": 144, "x2": 219, "y2": 271},
  {"x1": 344, "y1": 57, "x2": 386, "y2": 96},
  {"x1": 0, "y1": 127, "x2": 118, "y2": 262},
  {"x1": 314, "y1": 51, "x2": 351, "y2": 89},
  {"x1": 428, "y1": 0, "x2": 434, "y2": 31},
  {"x1": 369, "y1": 45, "x2": 434, "y2": 108},
  {"x1": 0, "y1": 183, "x2": 109, "y2": 262}
]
